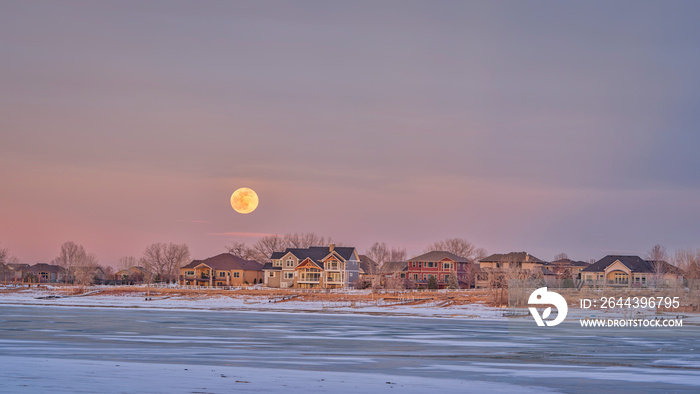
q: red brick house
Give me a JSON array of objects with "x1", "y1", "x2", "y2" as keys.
[{"x1": 407, "y1": 251, "x2": 472, "y2": 288}]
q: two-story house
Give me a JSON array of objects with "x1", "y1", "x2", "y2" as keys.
[
  {"x1": 475, "y1": 252, "x2": 551, "y2": 288},
  {"x1": 262, "y1": 244, "x2": 360, "y2": 289},
  {"x1": 179, "y1": 253, "x2": 263, "y2": 287},
  {"x1": 406, "y1": 251, "x2": 472, "y2": 288}
]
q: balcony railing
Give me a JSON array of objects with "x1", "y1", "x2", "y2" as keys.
[{"x1": 608, "y1": 280, "x2": 629, "y2": 285}]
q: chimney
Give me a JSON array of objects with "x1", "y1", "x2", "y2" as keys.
[
  {"x1": 329, "y1": 243, "x2": 335, "y2": 252},
  {"x1": 525, "y1": 253, "x2": 529, "y2": 262}
]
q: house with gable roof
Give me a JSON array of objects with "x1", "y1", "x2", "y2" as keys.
[
  {"x1": 581, "y1": 255, "x2": 683, "y2": 288},
  {"x1": 475, "y1": 252, "x2": 552, "y2": 288},
  {"x1": 262, "y1": 244, "x2": 360, "y2": 289},
  {"x1": 179, "y1": 253, "x2": 263, "y2": 287},
  {"x1": 406, "y1": 251, "x2": 473, "y2": 288}
]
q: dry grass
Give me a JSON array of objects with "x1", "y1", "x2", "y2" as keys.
[{"x1": 32, "y1": 286, "x2": 500, "y2": 306}]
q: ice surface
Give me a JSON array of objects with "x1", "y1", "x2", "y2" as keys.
[{"x1": 0, "y1": 301, "x2": 699, "y2": 393}]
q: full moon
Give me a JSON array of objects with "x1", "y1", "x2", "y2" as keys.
[{"x1": 230, "y1": 187, "x2": 259, "y2": 214}]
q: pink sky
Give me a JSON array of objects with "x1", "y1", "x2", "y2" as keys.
[{"x1": 2, "y1": 2, "x2": 699, "y2": 266}]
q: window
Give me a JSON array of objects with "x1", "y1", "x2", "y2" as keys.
[
  {"x1": 185, "y1": 271, "x2": 194, "y2": 276},
  {"x1": 274, "y1": 261, "x2": 282, "y2": 267},
  {"x1": 418, "y1": 262, "x2": 422, "y2": 268},
  {"x1": 413, "y1": 274, "x2": 418, "y2": 280},
  {"x1": 327, "y1": 273, "x2": 341, "y2": 282},
  {"x1": 427, "y1": 262, "x2": 433, "y2": 268},
  {"x1": 284, "y1": 272, "x2": 294, "y2": 279},
  {"x1": 400, "y1": 273, "x2": 406, "y2": 278},
  {"x1": 219, "y1": 272, "x2": 227, "y2": 278},
  {"x1": 233, "y1": 272, "x2": 240, "y2": 278},
  {"x1": 269, "y1": 272, "x2": 275, "y2": 277},
  {"x1": 302, "y1": 272, "x2": 320, "y2": 281},
  {"x1": 444, "y1": 274, "x2": 449, "y2": 281},
  {"x1": 444, "y1": 263, "x2": 452, "y2": 270},
  {"x1": 412, "y1": 262, "x2": 416, "y2": 267},
  {"x1": 286, "y1": 259, "x2": 294, "y2": 267}
]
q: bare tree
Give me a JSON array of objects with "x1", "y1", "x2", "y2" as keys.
[
  {"x1": 141, "y1": 243, "x2": 190, "y2": 283},
  {"x1": 365, "y1": 242, "x2": 389, "y2": 273},
  {"x1": 646, "y1": 244, "x2": 669, "y2": 287},
  {"x1": 284, "y1": 232, "x2": 332, "y2": 248},
  {"x1": 118, "y1": 256, "x2": 139, "y2": 270},
  {"x1": 388, "y1": 247, "x2": 407, "y2": 262},
  {"x1": 54, "y1": 241, "x2": 95, "y2": 284},
  {"x1": 425, "y1": 238, "x2": 487, "y2": 262},
  {"x1": 673, "y1": 249, "x2": 700, "y2": 281},
  {"x1": 74, "y1": 252, "x2": 100, "y2": 285},
  {"x1": 249, "y1": 235, "x2": 287, "y2": 263},
  {"x1": 225, "y1": 241, "x2": 255, "y2": 259},
  {"x1": 0, "y1": 244, "x2": 8, "y2": 265},
  {"x1": 553, "y1": 253, "x2": 569, "y2": 261}
]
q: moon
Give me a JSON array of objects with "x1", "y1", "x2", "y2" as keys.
[{"x1": 230, "y1": 187, "x2": 259, "y2": 214}]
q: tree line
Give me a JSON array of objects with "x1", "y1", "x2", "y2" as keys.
[{"x1": 2, "y1": 238, "x2": 700, "y2": 286}]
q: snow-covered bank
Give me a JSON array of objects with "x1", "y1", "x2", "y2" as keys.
[{"x1": 0, "y1": 288, "x2": 504, "y2": 319}]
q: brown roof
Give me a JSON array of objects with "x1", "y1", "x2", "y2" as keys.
[
  {"x1": 552, "y1": 258, "x2": 590, "y2": 267},
  {"x1": 480, "y1": 252, "x2": 544, "y2": 264},
  {"x1": 27, "y1": 263, "x2": 64, "y2": 274},
  {"x1": 182, "y1": 253, "x2": 263, "y2": 271},
  {"x1": 380, "y1": 261, "x2": 408, "y2": 273},
  {"x1": 359, "y1": 255, "x2": 377, "y2": 274},
  {"x1": 407, "y1": 251, "x2": 470, "y2": 263}
]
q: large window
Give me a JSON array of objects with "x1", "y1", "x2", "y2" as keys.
[
  {"x1": 327, "y1": 273, "x2": 341, "y2": 282},
  {"x1": 301, "y1": 272, "x2": 320, "y2": 281},
  {"x1": 233, "y1": 272, "x2": 240, "y2": 278},
  {"x1": 286, "y1": 259, "x2": 294, "y2": 267},
  {"x1": 284, "y1": 272, "x2": 294, "y2": 279},
  {"x1": 218, "y1": 272, "x2": 227, "y2": 278}
]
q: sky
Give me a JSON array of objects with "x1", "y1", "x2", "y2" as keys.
[{"x1": 2, "y1": 1, "x2": 700, "y2": 266}]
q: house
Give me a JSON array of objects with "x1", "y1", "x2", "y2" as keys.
[
  {"x1": 476, "y1": 252, "x2": 547, "y2": 288},
  {"x1": 262, "y1": 244, "x2": 360, "y2": 289},
  {"x1": 550, "y1": 258, "x2": 590, "y2": 281},
  {"x1": 27, "y1": 263, "x2": 65, "y2": 283},
  {"x1": 179, "y1": 253, "x2": 263, "y2": 287},
  {"x1": 378, "y1": 261, "x2": 409, "y2": 289},
  {"x1": 406, "y1": 251, "x2": 472, "y2": 289},
  {"x1": 358, "y1": 255, "x2": 379, "y2": 285},
  {"x1": 5, "y1": 263, "x2": 29, "y2": 282},
  {"x1": 359, "y1": 258, "x2": 409, "y2": 288},
  {"x1": 581, "y1": 255, "x2": 684, "y2": 288},
  {"x1": 114, "y1": 266, "x2": 146, "y2": 283}
]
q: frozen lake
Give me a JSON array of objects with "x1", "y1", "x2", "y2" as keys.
[{"x1": 0, "y1": 304, "x2": 698, "y2": 393}]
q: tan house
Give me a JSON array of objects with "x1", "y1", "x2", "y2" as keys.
[
  {"x1": 476, "y1": 252, "x2": 549, "y2": 288},
  {"x1": 359, "y1": 255, "x2": 379, "y2": 285},
  {"x1": 114, "y1": 266, "x2": 146, "y2": 283},
  {"x1": 262, "y1": 244, "x2": 361, "y2": 289},
  {"x1": 581, "y1": 255, "x2": 684, "y2": 288},
  {"x1": 179, "y1": 253, "x2": 263, "y2": 287},
  {"x1": 550, "y1": 258, "x2": 590, "y2": 281}
]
